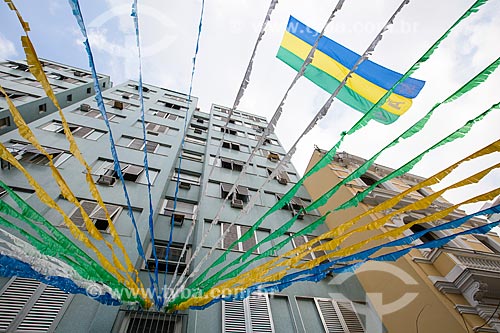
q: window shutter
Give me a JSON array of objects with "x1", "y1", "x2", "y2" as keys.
[
  {"x1": 0, "y1": 278, "x2": 39, "y2": 331},
  {"x1": 239, "y1": 226, "x2": 257, "y2": 253},
  {"x1": 315, "y1": 298, "x2": 365, "y2": 333},
  {"x1": 223, "y1": 294, "x2": 275, "y2": 333},
  {"x1": 315, "y1": 299, "x2": 344, "y2": 333},
  {"x1": 222, "y1": 299, "x2": 247, "y2": 333},
  {"x1": 248, "y1": 293, "x2": 274, "y2": 333},
  {"x1": 70, "y1": 201, "x2": 98, "y2": 227},
  {"x1": 336, "y1": 301, "x2": 365, "y2": 333},
  {"x1": 17, "y1": 285, "x2": 69, "y2": 332},
  {"x1": 0, "y1": 278, "x2": 69, "y2": 332},
  {"x1": 221, "y1": 223, "x2": 239, "y2": 250}
]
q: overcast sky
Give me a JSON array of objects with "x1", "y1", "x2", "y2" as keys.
[{"x1": 1, "y1": 0, "x2": 499, "y2": 213}]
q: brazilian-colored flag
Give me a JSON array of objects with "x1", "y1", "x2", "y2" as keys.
[{"x1": 277, "y1": 16, "x2": 425, "y2": 124}]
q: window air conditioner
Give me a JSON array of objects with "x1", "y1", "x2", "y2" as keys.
[
  {"x1": 179, "y1": 182, "x2": 191, "y2": 190},
  {"x1": 80, "y1": 104, "x2": 91, "y2": 112},
  {"x1": 231, "y1": 198, "x2": 244, "y2": 209},
  {"x1": 97, "y1": 175, "x2": 117, "y2": 186}
]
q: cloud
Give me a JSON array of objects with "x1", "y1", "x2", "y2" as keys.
[{"x1": 0, "y1": 33, "x2": 17, "y2": 60}]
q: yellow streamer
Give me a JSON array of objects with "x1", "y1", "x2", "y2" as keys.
[
  {"x1": 4, "y1": 0, "x2": 149, "y2": 305},
  {"x1": 174, "y1": 140, "x2": 500, "y2": 309}
]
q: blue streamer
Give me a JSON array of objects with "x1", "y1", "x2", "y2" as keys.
[
  {"x1": 0, "y1": 254, "x2": 121, "y2": 306},
  {"x1": 67, "y1": 0, "x2": 159, "y2": 307},
  {"x1": 159, "y1": 0, "x2": 206, "y2": 306},
  {"x1": 130, "y1": 1, "x2": 160, "y2": 304},
  {"x1": 190, "y1": 203, "x2": 500, "y2": 310}
]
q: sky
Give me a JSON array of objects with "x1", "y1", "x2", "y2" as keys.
[{"x1": 1, "y1": 0, "x2": 499, "y2": 213}]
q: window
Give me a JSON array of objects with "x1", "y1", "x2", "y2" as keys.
[
  {"x1": 160, "y1": 199, "x2": 197, "y2": 226},
  {"x1": 5, "y1": 141, "x2": 72, "y2": 167},
  {"x1": 122, "y1": 312, "x2": 181, "y2": 333},
  {"x1": 0, "y1": 277, "x2": 70, "y2": 332},
  {"x1": 146, "y1": 242, "x2": 191, "y2": 274},
  {"x1": 277, "y1": 194, "x2": 305, "y2": 219},
  {"x1": 220, "y1": 158, "x2": 244, "y2": 172},
  {"x1": 222, "y1": 293, "x2": 274, "y2": 332},
  {"x1": 68, "y1": 200, "x2": 122, "y2": 231},
  {"x1": 38, "y1": 103, "x2": 47, "y2": 113},
  {"x1": 164, "y1": 92, "x2": 190, "y2": 103},
  {"x1": 93, "y1": 160, "x2": 158, "y2": 186},
  {"x1": 147, "y1": 108, "x2": 178, "y2": 120},
  {"x1": 41, "y1": 121, "x2": 106, "y2": 141},
  {"x1": 66, "y1": 94, "x2": 73, "y2": 102},
  {"x1": 474, "y1": 235, "x2": 500, "y2": 253},
  {"x1": 171, "y1": 170, "x2": 200, "y2": 186},
  {"x1": 267, "y1": 168, "x2": 290, "y2": 185},
  {"x1": 118, "y1": 136, "x2": 170, "y2": 155},
  {"x1": 289, "y1": 234, "x2": 327, "y2": 260},
  {"x1": 104, "y1": 98, "x2": 131, "y2": 110},
  {"x1": 222, "y1": 141, "x2": 240, "y2": 151},
  {"x1": 403, "y1": 217, "x2": 438, "y2": 244},
  {"x1": 314, "y1": 298, "x2": 365, "y2": 333},
  {"x1": 185, "y1": 135, "x2": 206, "y2": 146},
  {"x1": 220, "y1": 183, "x2": 249, "y2": 208},
  {"x1": 86, "y1": 87, "x2": 91, "y2": 94},
  {"x1": 156, "y1": 100, "x2": 187, "y2": 111},
  {"x1": 136, "y1": 121, "x2": 178, "y2": 136},
  {"x1": 130, "y1": 84, "x2": 154, "y2": 93},
  {"x1": 0, "y1": 116, "x2": 11, "y2": 129},
  {"x1": 74, "y1": 105, "x2": 125, "y2": 123},
  {"x1": 221, "y1": 223, "x2": 258, "y2": 253},
  {"x1": 0, "y1": 88, "x2": 38, "y2": 102},
  {"x1": 181, "y1": 150, "x2": 203, "y2": 162}
]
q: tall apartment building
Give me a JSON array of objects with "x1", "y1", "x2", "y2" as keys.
[
  {"x1": 0, "y1": 59, "x2": 111, "y2": 135},
  {"x1": 304, "y1": 148, "x2": 500, "y2": 333},
  {"x1": 0, "y1": 70, "x2": 384, "y2": 332}
]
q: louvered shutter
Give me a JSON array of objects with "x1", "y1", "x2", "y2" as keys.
[
  {"x1": 336, "y1": 301, "x2": 365, "y2": 333},
  {"x1": 0, "y1": 278, "x2": 70, "y2": 332},
  {"x1": 292, "y1": 236, "x2": 313, "y2": 260},
  {"x1": 239, "y1": 226, "x2": 257, "y2": 253},
  {"x1": 223, "y1": 299, "x2": 247, "y2": 333},
  {"x1": 223, "y1": 294, "x2": 275, "y2": 333},
  {"x1": 248, "y1": 294, "x2": 274, "y2": 333},
  {"x1": 69, "y1": 201, "x2": 98, "y2": 227},
  {"x1": 315, "y1": 298, "x2": 365, "y2": 333},
  {"x1": 17, "y1": 285, "x2": 69, "y2": 332},
  {"x1": 0, "y1": 278, "x2": 39, "y2": 331},
  {"x1": 222, "y1": 223, "x2": 239, "y2": 250}
]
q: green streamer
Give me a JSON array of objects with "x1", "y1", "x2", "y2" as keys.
[
  {"x1": 0, "y1": 182, "x2": 124, "y2": 289},
  {"x1": 308, "y1": 56, "x2": 500, "y2": 211},
  {"x1": 183, "y1": 0, "x2": 491, "y2": 296},
  {"x1": 337, "y1": 101, "x2": 500, "y2": 211}
]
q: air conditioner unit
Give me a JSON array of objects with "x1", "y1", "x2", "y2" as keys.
[
  {"x1": 113, "y1": 100, "x2": 124, "y2": 110},
  {"x1": 267, "y1": 153, "x2": 279, "y2": 162},
  {"x1": 292, "y1": 208, "x2": 305, "y2": 220},
  {"x1": 122, "y1": 93, "x2": 131, "y2": 99},
  {"x1": 80, "y1": 104, "x2": 91, "y2": 112},
  {"x1": 173, "y1": 214, "x2": 185, "y2": 226},
  {"x1": 231, "y1": 198, "x2": 244, "y2": 209},
  {"x1": 194, "y1": 129, "x2": 202, "y2": 135},
  {"x1": 179, "y1": 182, "x2": 191, "y2": 190},
  {"x1": 74, "y1": 71, "x2": 86, "y2": 77},
  {"x1": 277, "y1": 176, "x2": 288, "y2": 185},
  {"x1": 97, "y1": 175, "x2": 116, "y2": 186}
]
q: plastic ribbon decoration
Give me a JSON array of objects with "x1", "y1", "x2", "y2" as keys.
[
  {"x1": 192, "y1": 203, "x2": 500, "y2": 310},
  {"x1": 4, "y1": 0, "x2": 143, "y2": 295},
  {"x1": 0, "y1": 229, "x2": 122, "y2": 305},
  {"x1": 175, "y1": 186, "x2": 500, "y2": 310},
  {"x1": 172, "y1": 160, "x2": 500, "y2": 309},
  {"x1": 67, "y1": 0, "x2": 157, "y2": 307},
  {"x1": 175, "y1": 0, "x2": 491, "y2": 300},
  {"x1": 172, "y1": 0, "x2": 412, "y2": 300},
  {"x1": 152, "y1": 0, "x2": 205, "y2": 307},
  {"x1": 130, "y1": 0, "x2": 161, "y2": 304},
  {"x1": 178, "y1": 55, "x2": 500, "y2": 295},
  {"x1": 172, "y1": 0, "x2": 287, "y2": 301},
  {"x1": 0, "y1": 147, "x2": 149, "y2": 305}
]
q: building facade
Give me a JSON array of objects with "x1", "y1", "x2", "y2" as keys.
[
  {"x1": 0, "y1": 59, "x2": 111, "y2": 135},
  {"x1": 0, "y1": 64, "x2": 383, "y2": 332},
  {"x1": 304, "y1": 148, "x2": 500, "y2": 333}
]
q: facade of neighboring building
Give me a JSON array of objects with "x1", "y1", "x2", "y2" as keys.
[
  {"x1": 304, "y1": 148, "x2": 500, "y2": 333},
  {"x1": 0, "y1": 70, "x2": 384, "y2": 332},
  {"x1": 0, "y1": 59, "x2": 111, "y2": 135}
]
